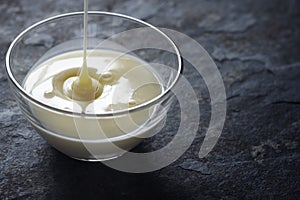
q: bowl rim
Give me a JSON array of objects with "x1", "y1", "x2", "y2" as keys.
[{"x1": 5, "y1": 11, "x2": 182, "y2": 117}]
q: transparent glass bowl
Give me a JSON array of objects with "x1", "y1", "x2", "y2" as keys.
[{"x1": 6, "y1": 12, "x2": 182, "y2": 161}]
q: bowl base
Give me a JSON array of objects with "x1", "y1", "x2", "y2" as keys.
[{"x1": 70, "y1": 154, "x2": 122, "y2": 162}]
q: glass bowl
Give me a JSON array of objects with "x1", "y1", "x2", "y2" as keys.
[{"x1": 5, "y1": 11, "x2": 182, "y2": 161}]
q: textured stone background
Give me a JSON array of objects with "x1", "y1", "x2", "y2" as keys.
[{"x1": 0, "y1": 0, "x2": 299, "y2": 199}]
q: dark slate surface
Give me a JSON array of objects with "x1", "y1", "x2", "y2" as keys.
[{"x1": 1, "y1": 0, "x2": 299, "y2": 199}]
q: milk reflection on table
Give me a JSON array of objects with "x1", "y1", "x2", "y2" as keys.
[{"x1": 23, "y1": 50, "x2": 164, "y2": 160}]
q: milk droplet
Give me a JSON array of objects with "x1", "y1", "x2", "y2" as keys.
[
  {"x1": 101, "y1": 71, "x2": 113, "y2": 82},
  {"x1": 128, "y1": 99, "x2": 137, "y2": 106},
  {"x1": 44, "y1": 91, "x2": 55, "y2": 98}
]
